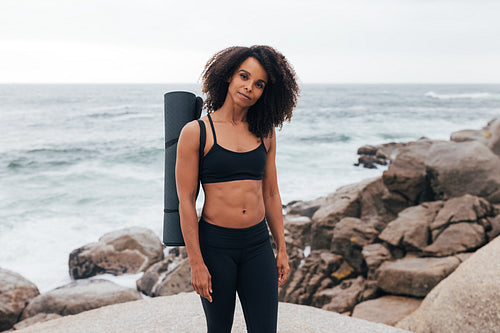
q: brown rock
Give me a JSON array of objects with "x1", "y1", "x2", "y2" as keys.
[
  {"x1": 376, "y1": 255, "x2": 460, "y2": 297},
  {"x1": 397, "y1": 236, "x2": 500, "y2": 333},
  {"x1": 136, "y1": 256, "x2": 174, "y2": 296},
  {"x1": 487, "y1": 215, "x2": 500, "y2": 240},
  {"x1": 283, "y1": 214, "x2": 313, "y2": 249},
  {"x1": 487, "y1": 117, "x2": 500, "y2": 155},
  {"x1": 316, "y1": 276, "x2": 367, "y2": 313},
  {"x1": 425, "y1": 140, "x2": 500, "y2": 203},
  {"x1": 311, "y1": 179, "x2": 374, "y2": 250},
  {"x1": 0, "y1": 268, "x2": 40, "y2": 331},
  {"x1": 352, "y1": 296, "x2": 422, "y2": 326},
  {"x1": 382, "y1": 139, "x2": 436, "y2": 206},
  {"x1": 285, "y1": 198, "x2": 324, "y2": 218},
  {"x1": 69, "y1": 227, "x2": 164, "y2": 279},
  {"x1": 430, "y1": 194, "x2": 493, "y2": 232},
  {"x1": 423, "y1": 222, "x2": 486, "y2": 257},
  {"x1": 360, "y1": 177, "x2": 396, "y2": 223},
  {"x1": 362, "y1": 243, "x2": 393, "y2": 279},
  {"x1": 379, "y1": 201, "x2": 443, "y2": 251},
  {"x1": 331, "y1": 217, "x2": 379, "y2": 273},
  {"x1": 20, "y1": 279, "x2": 142, "y2": 320}
]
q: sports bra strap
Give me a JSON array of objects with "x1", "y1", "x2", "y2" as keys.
[{"x1": 207, "y1": 113, "x2": 217, "y2": 144}]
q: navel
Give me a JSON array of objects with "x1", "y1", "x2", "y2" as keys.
[{"x1": 242, "y1": 209, "x2": 247, "y2": 214}]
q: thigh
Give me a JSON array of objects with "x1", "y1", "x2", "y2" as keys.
[
  {"x1": 200, "y1": 243, "x2": 239, "y2": 333},
  {"x1": 236, "y1": 240, "x2": 278, "y2": 333}
]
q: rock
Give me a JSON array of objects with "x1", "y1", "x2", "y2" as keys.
[
  {"x1": 425, "y1": 140, "x2": 500, "y2": 203},
  {"x1": 280, "y1": 250, "x2": 342, "y2": 305},
  {"x1": 487, "y1": 117, "x2": 500, "y2": 155},
  {"x1": 149, "y1": 258, "x2": 193, "y2": 296},
  {"x1": 352, "y1": 296, "x2": 422, "y2": 326},
  {"x1": 13, "y1": 313, "x2": 62, "y2": 330},
  {"x1": 311, "y1": 178, "x2": 374, "y2": 250},
  {"x1": 362, "y1": 243, "x2": 393, "y2": 279},
  {"x1": 285, "y1": 198, "x2": 324, "y2": 218},
  {"x1": 360, "y1": 177, "x2": 396, "y2": 223},
  {"x1": 20, "y1": 279, "x2": 142, "y2": 320},
  {"x1": 382, "y1": 139, "x2": 436, "y2": 206},
  {"x1": 423, "y1": 222, "x2": 486, "y2": 256},
  {"x1": 450, "y1": 129, "x2": 489, "y2": 143},
  {"x1": 330, "y1": 217, "x2": 379, "y2": 273},
  {"x1": 379, "y1": 201, "x2": 443, "y2": 251},
  {"x1": 430, "y1": 194, "x2": 493, "y2": 233},
  {"x1": 136, "y1": 256, "x2": 174, "y2": 296},
  {"x1": 69, "y1": 227, "x2": 164, "y2": 279},
  {"x1": 0, "y1": 268, "x2": 40, "y2": 331},
  {"x1": 283, "y1": 214, "x2": 313, "y2": 249},
  {"x1": 314, "y1": 276, "x2": 367, "y2": 313},
  {"x1": 397, "y1": 236, "x2": 500, "y2": 333},
  {"x1": 12, "y1": 291, "x2": 412, "y2": 333},
  {"x1": 487, "y1": 215, "x2": 500, "y2": 240},
  {"x1": 376, "y1": 255, "x2": 461, "y2": 297}
]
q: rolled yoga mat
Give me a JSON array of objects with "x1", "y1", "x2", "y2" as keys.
[{"x1": 163, "y1": 91, "x2": 203, "y2": 246}]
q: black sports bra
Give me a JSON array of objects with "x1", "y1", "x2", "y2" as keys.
[{"x1": 198, "y1": 114, "x2": 267, "y2": 184}]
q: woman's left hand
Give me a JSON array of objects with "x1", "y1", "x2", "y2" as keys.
[{"x1": 276, "y1": 250, "x2": 290, "y2": 287}]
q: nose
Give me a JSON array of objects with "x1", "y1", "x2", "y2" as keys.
[{"x1": 245, "y1": 82, "x2": 252, "y2": 92}]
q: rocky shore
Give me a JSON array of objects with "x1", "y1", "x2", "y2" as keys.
[{"x1": 1, "y1": 117, "x2": 499, "y2": 332}]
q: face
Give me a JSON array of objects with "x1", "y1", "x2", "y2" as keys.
[{"x1": 227, "y1": 57, "x2": 268, "y2": 108}]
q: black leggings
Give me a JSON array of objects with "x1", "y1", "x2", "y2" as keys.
[{"x1": 198, "y1": 217, "x2": 278, "y2": 333}]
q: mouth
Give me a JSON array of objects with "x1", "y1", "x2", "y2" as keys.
[{"x1": 238, "y1": 92, "x2": 251, "y2": 100}]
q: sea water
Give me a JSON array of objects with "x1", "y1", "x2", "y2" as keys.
[{"x1": 1, "y1": 83, "x2": 499, "y2": 293}]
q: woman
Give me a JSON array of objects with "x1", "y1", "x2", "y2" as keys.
[{"x1": 175, "y1": 45, "x2": 299, "y2": 333}]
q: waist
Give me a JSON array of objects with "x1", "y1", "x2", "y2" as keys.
[{"x1": 198, "y1": 217, "x2": 269, "y2": 248}]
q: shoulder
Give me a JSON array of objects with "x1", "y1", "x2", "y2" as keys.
[{"x1": 180, "y1": 120, "x2": 201, "y2": 136}]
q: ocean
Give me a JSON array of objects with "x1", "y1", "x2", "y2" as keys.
[{"x1": 1, "y1": 83, "x2": 499, "y2": 293}]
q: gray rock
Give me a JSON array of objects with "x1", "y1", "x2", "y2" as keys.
[
  {"x1": 13, "y1": 313, "x2": 62, "y2": 330},
  {"x1": 0, "y1": 268, "x2": 40, "y2": 331},
  {"x1": 20, "y1": 279, "x2": 142, "y2": 320},
  {"x1": 425, "y1": 140, "x2": 500, "y2": 203},
  {"x1": 376, "y1": 255, "x2": 460, "y2": 297},
  {"x1": 136, "y1": 256, "x2": 174, "y2": 296},
  {"x1": 12, "y1": 291, "x2": 412, "y2": 333},
  {"x1": 359, "y1": 177, "x2": 397, "y2": 223},
  {"x1": 285, "y1": 198, "x2": 324, "y2": 218},
  {"x1": 397, "y1": 236, "x2": 500, "y2": 333},
  {"x1": 423, "y1": 222, "x2": 486, "y2": 256},
  {"x1": 352, "y1": 296, "x2": 422, "y2": 326},
  {"x1": 69, "y1": 227, "x2": 164, "y2": 279},
  {"x1": 450, "y1": 129, "x2": 489, "y2": 143},
  {"x1": 487, "y1": 215, "x2": 500, "y2": 240},
  {"x1": 150, "y1": 258, "x2": 193, "y2": 296},
  {"x1": 379, "y1": 201, "x2": 443, "y2": 251}
]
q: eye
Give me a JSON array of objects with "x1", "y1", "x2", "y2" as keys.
[
  {"x1": 240, "y1": 73, "x2": 248, "y2": 80},
  {"x1": 256, "y1": 82, "x2": 265, "y2": 89}
]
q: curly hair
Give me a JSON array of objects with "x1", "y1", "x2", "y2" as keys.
[{"x1": 201, "y1": 45, "x2": 299, "y2": 138}]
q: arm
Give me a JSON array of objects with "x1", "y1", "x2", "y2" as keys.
[
  {"x1": 176, "y1": 120, "x2": 212, "y2": 302},
  {"x1": 262, "y1": 128, "x2": 290, "y2": 286}
]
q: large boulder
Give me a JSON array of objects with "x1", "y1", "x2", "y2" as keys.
[
  {"x1": 283, "y1": 214, "x2": 313, "y2": 249},
  {"x1": 425, "y1": 140, "x2": 500, "y2": 203},
  {"x1": 69, "y1": 227, "x2": 164, "y2": 279},
  {"x1": 376, "y1": 255, "x2": 464, "y2": 297},
  {"x1": 397, "y1": 236, "x2": 500, "y2": 333},
  {"x1": 382, "y1": 139, "x2": 437, "y2": 207},
  {"x1": 362, "y1": 243, "x2": 393, "y2": 279},
  {"x1": 352, "y1": 295, "x2": 422, "y2": 326},
  {"x1": 0, "y1": 268, "x2": 40, "y2": 331},
  {"x1": 20, "y1": 279, "x2": 142, "y2": 320},
  {"x1": 423, "y1": 222, "x2": 486, "y2": 256}
]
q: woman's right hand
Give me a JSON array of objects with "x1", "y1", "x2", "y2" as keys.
[{"x1": 190, "y1": 263, "x2": 213, "y2": 302}]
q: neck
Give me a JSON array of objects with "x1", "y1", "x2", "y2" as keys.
[{"x1": 217, "y1": 103, "x2": 248, "y2": 124}]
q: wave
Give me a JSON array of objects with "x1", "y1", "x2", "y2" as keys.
[{"x1": 424, "y1": 91, "x2": 499, "y2": 100}]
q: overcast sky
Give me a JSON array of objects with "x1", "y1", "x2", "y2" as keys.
[{"x1": 1, "y1": 0, "x2": 499, "y2": 83}]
